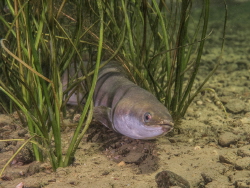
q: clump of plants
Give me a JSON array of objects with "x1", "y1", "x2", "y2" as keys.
[{"x1": 0, "y1": 0, "x2": 227, "y2": 172}]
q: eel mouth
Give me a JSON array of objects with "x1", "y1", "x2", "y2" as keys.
[
  {"x1": 161, "y1": 124, "x2": 173, "y2": 133},
  {"x1": 145, "y1": 121, "x2": 173, "y2": 135},
  {"x1": 157, "y1": 120, "x2": 174, "y2": 133},
  {"x1": 146, "y1": 120, "x2": 174, "y2": 133},
  {"x1": 141, "y1": 124, "x2": 173, "y2": 140}
]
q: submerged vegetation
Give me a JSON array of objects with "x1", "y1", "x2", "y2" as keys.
[{"x1": 0, "y1": 0, "x2": 227, "y2": 171}]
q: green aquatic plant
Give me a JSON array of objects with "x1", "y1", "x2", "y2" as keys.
[
  {"x1": 0, "y1": 0, "x2": 105, "y2": 172},
  {"x1": 0, "y1": 0, "x2": 227, "y2": 172},
  {"x1": 86, "y1": 0, "x2": 227, "y2": 121}
]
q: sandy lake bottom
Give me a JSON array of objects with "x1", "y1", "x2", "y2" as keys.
[{"x1": 1, "y1": 1, "x2": 250, "y2": 188}]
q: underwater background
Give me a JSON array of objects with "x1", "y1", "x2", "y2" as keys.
[{"x1": 0, "y1": 0, "x2": 250, "y2": 187}]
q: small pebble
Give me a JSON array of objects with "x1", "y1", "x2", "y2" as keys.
[
  {"x1": 235, "y1": 158, "x2": 250, "y2": 170},
  {"x1": 196, "y1": 100, "x2": 203, "y2": 105},
  {"x1": 194, "y1": 146, "x2": 201, "y2": 150},
  {"x1": 102, "y1": 170, "x2": 110, "y2": 175},
  {"x1": 219, "y1": 152, "x2": 237, "y2": 165},
  {"x1": 15, "y1": 182, "x2": 24, "y2": 188},
  {"x1": 240, "y1": 117, "x2": 250, "y2": 125},
  {"x1": 218, "y1": 132, "x2": 239, "y2": 147},
  {"x1": 155, "y1": 170, "x2": 190, "y2": 188},
  {"x1": 215, "y1": 100, "x2": 220, "y2": 105},
  {"x1": 69, "y1": 181, "x2": 78, "y2": 185},
  {"x1": 201, "y1": 173, "x2": 213, "y2": 185},
  {"x1": 205, "y1": 98, "x2": 212, "y2": 103},
  {"x1": 225, "y1": 99, "x2": 245, "y2": 114},
  {"x1": 117, "y1": 161, "x2": 126, "y2": 167},
  {"x1": 73, "y1": 114, "x2": 81, "y2": 122},
  {"x1": 237, "y1": 146, "x2": 250, "y2": 157}
]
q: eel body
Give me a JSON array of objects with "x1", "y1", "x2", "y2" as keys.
[{"x1": 63, "y1": 62, "x2": 174, "y2": 139}]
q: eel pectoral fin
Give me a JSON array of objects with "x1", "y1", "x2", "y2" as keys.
[{"x1": 93, "y1": 106, "x2": 113, "y2": 129}]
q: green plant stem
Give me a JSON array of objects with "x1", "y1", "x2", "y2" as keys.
[
  {"x1": 121, "y1": 0, "x2": 136, "y2": 62},
  {"x1": 177, "y1": 0, "x2": 210, "y2": 117},
  {"x1": 152, "y1": 0, "x2": 171, "y2": 76},
  {"x1": 63, "y1": 0, "x2": 104, "y2": 166},
  {"x1": 170, "y1": 1, "x2": 191, "y2": 113}
]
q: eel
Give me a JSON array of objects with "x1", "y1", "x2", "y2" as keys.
[{"x1": 63, "y1": 62, "x2": 174, "y2": 139}]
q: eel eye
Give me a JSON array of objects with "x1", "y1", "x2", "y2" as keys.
[{"x1": 144, "y1": 112, "x2": 152, "y2": 122}]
